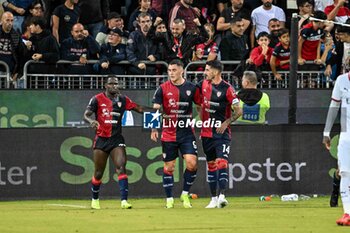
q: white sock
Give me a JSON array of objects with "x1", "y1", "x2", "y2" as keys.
[
  {"x1": 182, "y1": 191, "x2": 189, "y2": 195},
  {"x1": 211, "y1": 196, "x2": 218, "y2": 201},
  {"x1": 340, "y1": 171, "x2": 350, "y2": 214},
  {"x1": 167, "y1": 197, "x2": 174, "y2": 202}
]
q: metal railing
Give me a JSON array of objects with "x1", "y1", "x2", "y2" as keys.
[
  {"x1": 22, "y1": 60, "x2": 169, "y2": 89},
  {"x1": 184, "y1": 61, "x2": 330, "y2": 89},
  {"x1": 0, "y1": 61, "x2": 10, "y2": 89}
]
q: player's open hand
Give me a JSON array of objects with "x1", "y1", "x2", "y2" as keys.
[
  {"x1": 322, "y1": 136, "x2": 331, "y2": 150},
  {"x1": 216, "y1": 121, "x2": 229, "y2": 134},
  {"x1": 151, "y1": 129, "x2": 158, "y2": 142}
]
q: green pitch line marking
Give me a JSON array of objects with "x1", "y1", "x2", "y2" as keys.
[{"x1": 47, "y1": 204, "x2": 87, "y2": 208}]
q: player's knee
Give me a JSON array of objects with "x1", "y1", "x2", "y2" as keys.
[
  {"x1": 185, "y1": 159, "x2": 197, "y2": 171},
  {"x1": 94, "y1": 172, "x2": 103, "y2": 181},
  {"x1": 164, "y1": 164, "x2": 175, "y2": 175},
  {"x1": 207, "y1": 161, "x2": 217, "y2": 172},
  {"x1": 216, "y1": 158, "x2": 228, "y2": 169}
]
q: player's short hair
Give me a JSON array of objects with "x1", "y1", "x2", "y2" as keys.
[
  {"x1": 206, "y1": 60, "x2": 223, "y2": 73},
  {"x1": 230, "y1": 16, "x2": 243, "y2": 25},
  {"x1": 243, "y1": 71, "x2": 258, "y2": 85},
  {"x1": 257, "y1": 31, "x2": 270, "y2": 40},
  {"x1": 169, "y1": 59, "x2": 184, "y2": 68},
  {"x1": 336, "y1": 18, "x2": 350, "y2": 34},
  {"x1": 278, "y1": 28, "x2": 289, "y2": 37},
  {"x1": 105, "y1": 75, "x2": 118, "y2": 84}
]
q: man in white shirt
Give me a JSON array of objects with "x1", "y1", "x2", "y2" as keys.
[{"x1": 250, "y1": 0, "x2": 285, "y2": 49}]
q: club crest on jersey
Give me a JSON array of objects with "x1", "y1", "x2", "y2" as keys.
[
  {"x1": 217, "y1": 91, "x2": 222, "y2": 97},
  {"x1": 117, "y1": 102, "x2": 122, "y2": 108},
  {"x1": 186, "y1": 90, "x2": 191, "y2": 96}
]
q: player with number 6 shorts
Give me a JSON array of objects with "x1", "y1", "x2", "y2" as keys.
[
  {"x1": 151, "y1": 59, "x2": 201, "y2": 209},
  {"x1": 197, "y1": 60, "x2": 242, "y2": 208}
]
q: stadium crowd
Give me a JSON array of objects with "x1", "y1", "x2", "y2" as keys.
[{"x1": 0, "y1": 0, "x2": 350, "y2": 88}]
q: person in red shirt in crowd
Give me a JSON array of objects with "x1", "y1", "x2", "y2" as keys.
[
  {"x1": 298, "y1": 10, "x2": 327, "y2": 65},
  {"x1": 325, "y1": 0, "x2": 350, "y2": 23},
  {"x1": 169, "y1": 0, "x2": 200, "y2": 34},
  {"x1": 249, "y1": 31, "x2": 273, "y2": 70},
  {"x1": 270, "y1": 28, "x2": 290, "y2": 80}
]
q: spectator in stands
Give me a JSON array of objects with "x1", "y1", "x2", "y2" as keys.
[
  {"x1": 95, "y1": 12, "x2": 127, "y2": 46},
  {"x1": 52, "y1": 0, "x2": 80, "y2": 44},
  {"x1": 126, "y1": 12, "x2": 160, "y2": 77},
  {"x1": 220, "y1": 16, "x2": 249, "y2": 62},
  {"x1": 78, "y1": 0, "x2": 109, "y2": 39},
  {"x1": 325, "y1": 0, "x2": 350, "y2": 23},
  {"x1": 297, "y1": 0, "x2": 314, "y2": 29},
  {"x1": 216, "y1": 0, "x2": 251, "y2": 37},
  {"x1": 3, "y1": 0, "x2": 36, "y2": 33},
  {"x1": 192, "y1": 23, "x2": 218, "y2": 70},
  {"x1": 163, "y1": 17, "x2": 208, "y2": 65},
  {"x1": 268, "y1": 18, "x2": 282, "y2": 48},
  {"x1": 192, "y1": 0, "x2": 218, "y2": 23},
  {"x1": 298, "y1": 10, "x2": 327, "y2": 66},
  {"x1": 249, "y1": 31, "x2": 273, "y2": 71},
  {"x1": 270, "y1": 28, "x2": 290, "y2": 80},
  {"x1": 22, "y1": 0, "x2": 44, "y2": 32},
  {"x1": 152, "y1": 17, "x2": 169, "y2": 62},
  {"x1": 0, "y1": 11, "x2": 23, "y2": 82},
  {"x1": 169, "y1": 0, "x2": 200, "y2": 34},
  {"x1": 151, "y1": 0, "x2": 177, "y2": 24},
  {"x1": 326, "y1": 19, "x2": 350, "y2": 78},
  {"x1": 24, "y1": 16, "x2": 59, "y2": 73},
  {"x1": 60, "y1": 23, "x2": 100, "y2": 74},
  {"x1": 236, "y1": 71, "x2": 270, "y2": 124},
  {"x1": 128, "y1": 0, "x2": 157, "y2": 32},
  {"x1": 97, "y1": 27, "x2": 126, "y2": 75},
  {"x1": 314, "y1": 0, "x2": 333, "y2": 11},
  {"x1": 250, "y1": 0, "x2": 285, "y2": 49}
]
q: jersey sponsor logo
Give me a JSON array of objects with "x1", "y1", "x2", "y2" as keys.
[
  {"x1": 104, "y1": 120, "x2": 118, "y2": 124},
  {"x1": 101, "y1": 104, "x2": 107, "y2": 107},
  {"x1": 167, "y1": 92, "x2": 173, "y2": 96}
]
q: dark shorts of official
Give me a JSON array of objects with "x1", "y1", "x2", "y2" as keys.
[
  {"x1": 201, "y1": 137, "x2": 231, "y2": 162},
  {"x1": 93, "y1": 135, "x2": 126, "y2": 154},
  {"x1": 162, "y1": 134, "x2": 198, "y2": 162}
]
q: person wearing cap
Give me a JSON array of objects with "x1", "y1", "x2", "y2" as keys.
[
  {"x1": 95, "y1": 12, "x2": 129, "y2": 46},
  {"x1": 52, "y1": 0, "x2": 80, "y2": 43},
  {"x1": 97, "y1": 27, "x2": 126, "y2": 76}
]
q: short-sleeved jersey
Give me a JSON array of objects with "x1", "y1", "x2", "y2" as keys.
[
  {"x1": 87, "y1": 92, "x2": 137, "y2": 138},
  {"x1": 300, "y1": 23, "x2": 324, "y2": 60},
  {"x1": 152, "y1": 80, "x2": 201, "y2": 142},
  {"x1": 197, "y1": 79, "x2": 239, "y2": 139},
  {"x1": 272, "y1": 42, "x2": 290, "y2": 70},
  {"x1": 331, "y1": 73, "x2": 350, "y2": 142}
]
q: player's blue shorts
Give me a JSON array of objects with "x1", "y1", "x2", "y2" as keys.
[
  {"x1": 161, "y1": 134, "x2": 198, "y2": 162},
  {"x1": 93, "y1": 134, "x2": 126, "y2": 154},
  {"x1": 201, "y1": 137, "x2": 231, "y2": 162}
]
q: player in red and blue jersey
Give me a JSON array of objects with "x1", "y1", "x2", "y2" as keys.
[
  {"x1": 197, "y1": 60, "x2": 242, "y2": 208},
  {"x1": 151, "y1": 59, "x2": 201, "y2": 208},
  {"x1": 84, "y1": 76, "x2": 146, "y2": 210}
]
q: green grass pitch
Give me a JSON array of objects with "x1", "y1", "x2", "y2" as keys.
[{"x1": 0, "y1": 196, "x2": 347, "y2": 233}]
